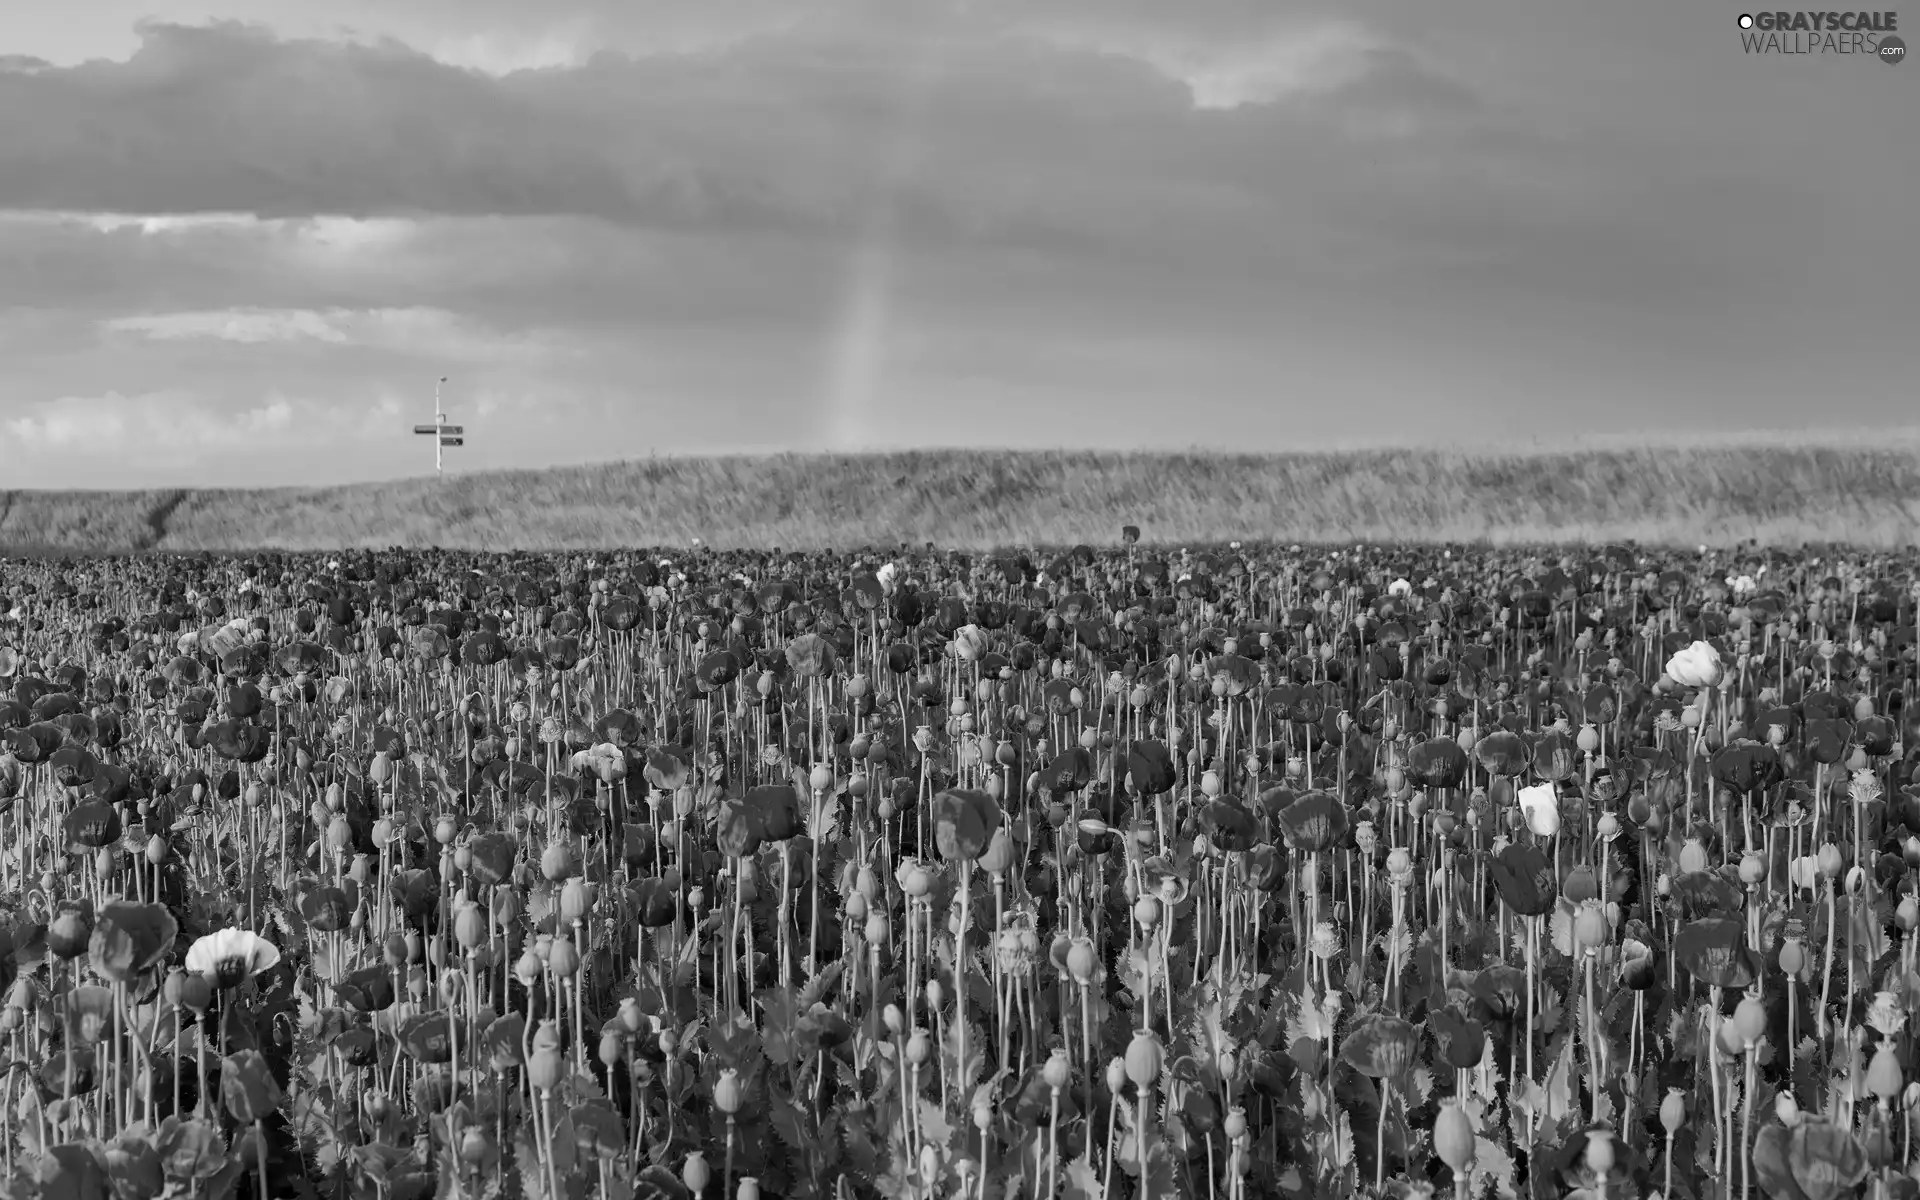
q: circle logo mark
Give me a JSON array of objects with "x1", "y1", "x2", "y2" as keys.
[
  {"x1": 1881, "y1": 34, "x2": 1907, "y2": 62},
  {"x1": 1738, "y1": 13, "x2": 1755, "y2": 27}
]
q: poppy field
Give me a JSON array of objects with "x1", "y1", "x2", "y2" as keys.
[{"x1": 1, "y1": 540, "x2": 1918, "y2": 1200}]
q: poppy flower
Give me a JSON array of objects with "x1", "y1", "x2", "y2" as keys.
[
  {"x1": 1338, "y1": 1014, "x2": 1419, "y2": 1080},
  {"x1": 219, "y1": 1049, "x2": 284, "y2": 1123},
  {"x1": 1665, "y1": 641, "x2": 1725, "y2": 689},
  {"x1": 1127, "y1": 741, "x2": 1177, "y2": 797},
  {"x1": 1276, "y1": 791, "x2": 1348, "y2": 853},
  {"x1": 184, "y1": 929, "x2": 281, "y2": 990},
  {"x1": 1429, "y1": 1004, "x2": 1487, "y2": 1069},
  {"x1": 933, "y1": 788, "x2": 1001, "y2": 861},
  {"x1": 88, "y1": 900, "x2": 178, "y2": 986},
  {"x1": 1486, "y1": 843, "x2": 1556, "y2": 916},
  {"x1": 1674, "y1": 917, "x2": 1757, "y2": 989},
  {"x1": 1405, "y1": 737, "x2": 1469, "y2": 790}
]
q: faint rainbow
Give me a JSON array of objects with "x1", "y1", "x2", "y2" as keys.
[{"x1": 822, "y1": 29, "x2": 943, "y2": 450}]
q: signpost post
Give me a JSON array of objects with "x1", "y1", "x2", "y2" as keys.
[{"x1": 412, "y1": 376, "x2": 466, "y2": 478}]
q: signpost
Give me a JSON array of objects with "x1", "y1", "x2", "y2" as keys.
[{"x1": 413, "y1": 376, "x2": 464, "y2": 478}]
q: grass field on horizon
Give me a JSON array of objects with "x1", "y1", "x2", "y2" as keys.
[{"x1": 2, "y1": 446, "x2": 1918, "y2": 555}]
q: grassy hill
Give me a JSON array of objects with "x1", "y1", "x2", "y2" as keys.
[{"x1": 2, "y1": 447, "x2": 1918, "y2": 554}]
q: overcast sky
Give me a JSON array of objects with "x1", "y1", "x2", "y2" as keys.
[{"x1": 0, "y1": 0, "x2": 1912, "y2": 488}]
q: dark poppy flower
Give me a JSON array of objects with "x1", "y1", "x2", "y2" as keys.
[
  {"x1": 1530, "y1": 729, "x2": 1579, "y2": 782},
  {"x1": 1474, "y1": 731, "x2": 1532, "y2": 778},
  {"x1": 1674, "y1": 916, "x2": 1757, "y2": 989},
  {"x1": 1405, "y1": 737, "x2": 1469, "y2": 790},
  {"x1": 1428, "y1": 1004, "x2": 1486, "y2": 1069},
  {"x1": 1040, "y1": 747, "x2": 1094, "y2": 793},
  {"x1": 88, "y1": 900, "x2": 178, "y2": 986},
  {"x1": 747, "y1": 783, "x2": 803, "y2": 841},
  {"x1": 630, "y1": 878, "x2": 679, "y2": 927},
  {"x1": 219, "y1": 1049, "x2": 284, "y2": 1123},
  {"x1": 1710, "y1": 741, "x2": 1783, "y2": 795},
  {"x1": 1338, "y1": 1014, "x2": 1419, "y2": 1080},
  {"x1": 1200, "y1": 800, "x2": 1260, "y2": 853},
  {"x1": 1669, "y1": 869, "x2": 1746, "y2": 919},
  {"x1": 1468, "y1": 964, "x2": 1528, "y2": 1023},
  {"x1": 716, "y1": 801, "x2": 764, "y2": 859},
  {"x1": 397, "y1": 1012, "x2": 466, "y2": 1064},
  {"x1": 933, "y1": 788, "x2": 1001, "y2": 861},
  {"x1": 467, "y1": 832, "x2": 519, "y2": 888},
  {"x1": 1276, "y1": 791, "x2": 1348, "y2": 853},
  {"x1": 298, "y1": 886, "x2": 352, "y2": 933},
  {"x1": 1127, "y1": 741, "x2": 1177, "y2": 796},
  {"x1": 63, "y1": 800, "x2": 121, "y2": 851},
  {"x1": 1485, "y1": 843, "x2": 1556, "y2": 916},
  {"x1": 334, "y1": 965, "x2": 396, "y2": 1013}
]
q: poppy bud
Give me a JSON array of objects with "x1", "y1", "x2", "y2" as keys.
[
  {"x1": 906, "y1": 1030, "x2": 931, "y2": 1066},
  {"x1": 1105, "y1": 1057, "x2": 1126, "y2": 1094}
]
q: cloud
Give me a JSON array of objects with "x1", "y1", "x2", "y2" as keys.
[
  {"x1": 0, "y1": 16, "x2": 1483, "y2": 262},
  {"x1": 98, "y1": 305, "x2": 571, "y2": 363},
  {"x1": 104, "y1": 309, "x2": 350, "y2": 344}
]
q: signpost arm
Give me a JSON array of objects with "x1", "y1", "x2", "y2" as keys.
[{"x1": 434, "y1": 376, "x2": 447, "y2": 479}]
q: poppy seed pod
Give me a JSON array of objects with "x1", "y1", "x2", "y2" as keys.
[
  {"x1": 541, "y1": 843, "x2": 576, "y2": 882},
  {"x1": 1733, "y1": 992, "x2": 1768, "y2": 1047},
  {"x1": 1779, "y1": 936, "x2": 1807, "y2": 976},
  {"x1": 547, "y1": 936, "x2": 580, "y2": 978},
  {"x1": 1584, "y1": 1131, "x2": 1615, "y2": 1176},
  {"x1": 453, "y1": 904, "x2": 487, "y2": 951},
  {"x1": 682, "y1": 1153, "x2": 712, "y2": 1195},
  {"x1": 559, "y1": 879, "x2": 591, "y2": 924},
  {"x1": 528, "y1": 1034, "x2": 565, "y2": 1093},
  {"x1": 1869, "y1": 1045, "x2": 1904, "y2": 1101},
  {"x1": 1660, "y1": 1088, "x2": 1686, "y2": 1132},
  {"x1": 1039, "y1": 1049, "x2": 1073, "y2": 1094},
  {"x1": 1125, "y1": 1029, "x2": 1164, "y2": 1087},
  {"x1": 1573, "y1": 903, "x2": 1609, "y2": 951},
  {"x1": 1434, "y1": 1103, "x2": 1475, "y2": 1172},
  {"x1": 460, "y1": 1127, "x2": 490, "y2": 1166}
]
